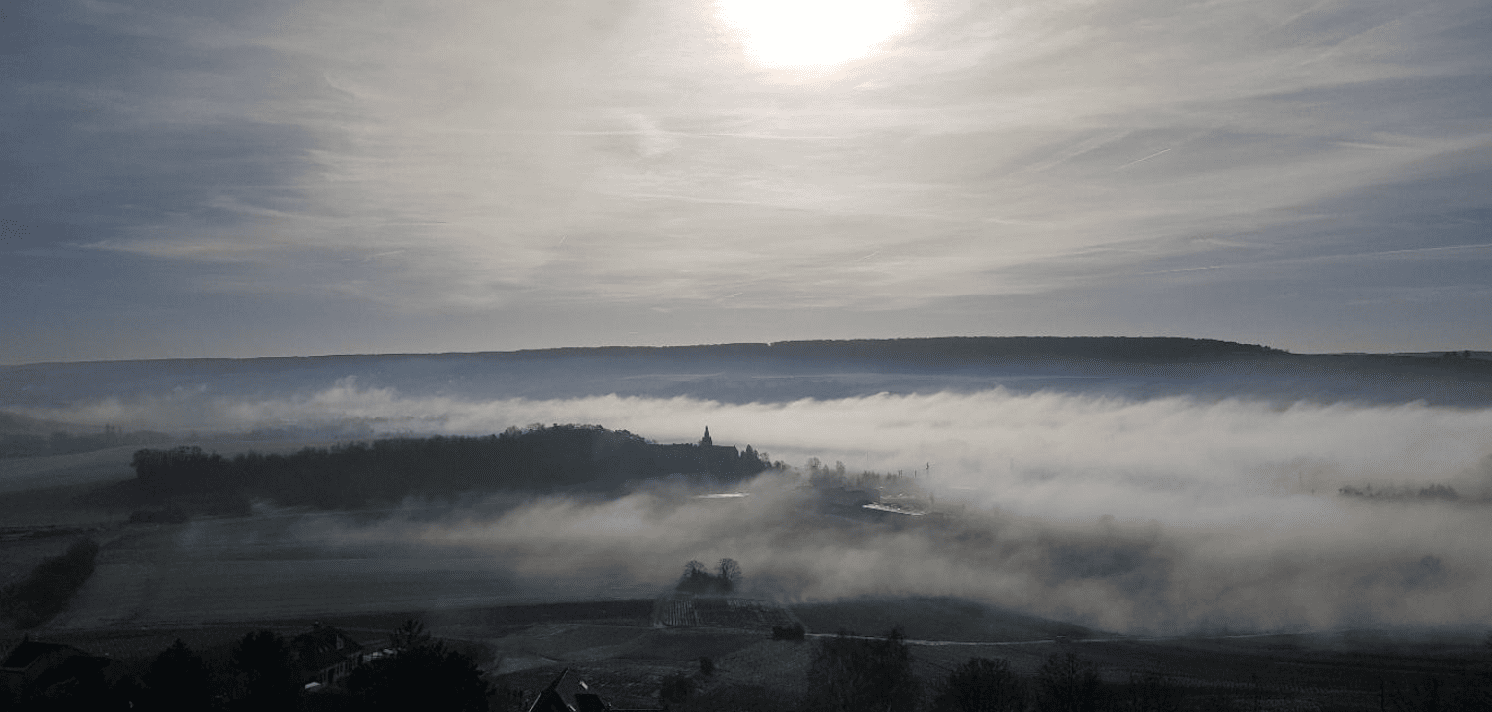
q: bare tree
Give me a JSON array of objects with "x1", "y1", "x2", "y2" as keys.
[
  {"x1": 804, "y1": 627, "x2": 920, "y2": 712},
  {"x1": 718, "y1": 558, "x2": 742, "y2": 592},
  {"x1": 388, "y1": 618, "x2": 432, "y2": 652},
  {"x1": 1035, "y1": 653, "x2": 1104, "y2": 712},
  {"x1": 929, "y1": 657, "x2": 1025, "y2": 712}
]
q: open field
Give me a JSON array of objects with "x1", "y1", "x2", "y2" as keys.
[
  {"x1": 43, "y1": 519, "x2": 661, "y2": 630},
  {"x1": 793, "y1": 596, "x2": 1096, "y2": 642},
  {"x1": 0, "y1": 446, "x2": 138, "y2": 496}
]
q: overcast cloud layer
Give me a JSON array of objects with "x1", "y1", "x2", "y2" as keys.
[{"x1": 3, "y1": 0, "x2": 1491, "y2": 362}]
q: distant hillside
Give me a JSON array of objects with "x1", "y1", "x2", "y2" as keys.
[{"x1": 4, "y1": 337, "x2": 1492, "y2": 410}]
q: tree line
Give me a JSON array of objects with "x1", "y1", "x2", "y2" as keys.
[
  {"x1": 126, "y1": 424, "x2": 770, "y2": 510},
  {"x1": 675, "y1": 559, "x2": 741, "y2": 595},
  {"x1": 661, "y1": 626, "x2": 1492, "y2": 712},
  {"x1": 0, "y1": 537, "x2": 98, "y2": 629},
  {"x1": 1, "y1": 620, "x2": 500, "y2": 712}
]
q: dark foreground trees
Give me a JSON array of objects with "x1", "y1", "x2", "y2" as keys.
[
  {"x1": 232, "y1": 630, "x2": 300, "y2": 711},
  {"x1": 1035, "y1": 653, "x2": 1105, "y2": 712},
  {"x1": 346, "y1": 620, "x2": 491, "y2": 712},
  {"x1": 929, "y1": 657, "x2": 1027, "y2": 712},
  {"x1": 804, "y1": 627, "x2": 920, "y2": 712},
  {"x1": 141, "y1": 639, "x2": 213, "y2": 711}
]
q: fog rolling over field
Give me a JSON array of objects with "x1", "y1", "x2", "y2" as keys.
[{"x1": 35, "y1": 375, "x2": 1492, "y2": 637}]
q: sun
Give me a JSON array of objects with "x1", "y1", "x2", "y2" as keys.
[{"x1": 716, "y1": 0, "x2": 912, "y2": 68}]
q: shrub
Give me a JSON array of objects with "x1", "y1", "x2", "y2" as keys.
[{"x1": 772, "y1": 623, "x2": 806, "y2": 641}]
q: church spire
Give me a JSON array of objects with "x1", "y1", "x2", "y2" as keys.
[{"x1": 700, "y1": 426, "x2": 712, "y2": 447}]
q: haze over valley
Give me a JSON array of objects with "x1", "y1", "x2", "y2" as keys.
[{"x1": 2, "y1": 339, "x2": 1488, "y2": 633}]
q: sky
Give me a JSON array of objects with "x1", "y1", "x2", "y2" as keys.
[{"x1": 3, "y1": 0, "x2": 1490, "y2": 364}]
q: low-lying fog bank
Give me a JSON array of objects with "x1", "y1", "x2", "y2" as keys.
[{"x1": 38, "y1": 384, "x2": 1491, "y2": 638}]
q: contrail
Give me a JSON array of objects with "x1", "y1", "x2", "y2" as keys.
[{"x1": 1116, "y1": 148, "x2": 1171, "y2": 170}]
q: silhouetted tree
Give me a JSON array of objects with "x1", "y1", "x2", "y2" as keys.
[
  {"x1": 675, "y1": 559, "x2": 741, "y2": 595},
  {"x1": 232, "y1": 630, "x2": 299, "y2": 711},
  {"x1": 142, "y1": 639, "x2": 213, "y2": 712},
  {"x1": 772, "y1": 623, "x2": 806, "y2": 641},
  {"x1": 929, "y1": 657, "x2": 1026, "y2": 712},
  {"x1": 677, "y1": 560, "x2": 713, "y2": 593},
  {"x1": 804, "y1": 627, "x2": 920, "y2": 712},
  {"x1": 1035, "y1": 653, "x2": 1104, "y2": 712},
  {"x1": 659, "y1": 673, "x2": 695, "y2": 706},
  {"x1": 387, "y1": 619, "x2": 433, "y2": 652},
  {"x1": 717, "y1": 558, "x2": 741, "y2": 592},
  {"x1": 346, "y1": 621, "x2": 491, "y2": 712},
  {"x1": 110, "y1": 675, "x2": 148, "y2": 712}
]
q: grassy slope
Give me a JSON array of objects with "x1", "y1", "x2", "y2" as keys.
[{"x1": 792, "y1": 597, "x2": 1097, "y2": 643}]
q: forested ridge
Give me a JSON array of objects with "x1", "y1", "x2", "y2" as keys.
[{"x1": 125, "y1": 424, "x2": 770, "y2": 509}]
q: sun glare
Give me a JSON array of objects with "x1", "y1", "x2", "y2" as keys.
[{"x1": 716, "y1": 0, "x2": 912, "y2": 68}]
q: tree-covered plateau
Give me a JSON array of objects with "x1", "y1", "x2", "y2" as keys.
[{"x1": 126, "y1": 424, "x2": 769, "y2": 509}]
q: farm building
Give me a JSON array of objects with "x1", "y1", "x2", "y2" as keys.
[{"x1": 0, "y1": 639, "x2": 110, "y2": 700}]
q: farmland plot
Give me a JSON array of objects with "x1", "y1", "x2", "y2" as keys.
[{"x1": 48, "y1": 512, "x2": 661, "y2": 629}]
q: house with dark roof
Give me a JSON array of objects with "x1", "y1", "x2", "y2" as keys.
[
  {"x1": 0, "y1": 639, "x2": 110, "y2": 699},
  {"x1": 526, "y1": 668, "x2": 664, "y2": 712},
  {"x1": 291, "y1": 623, "x2": 365, "y2": 689}
]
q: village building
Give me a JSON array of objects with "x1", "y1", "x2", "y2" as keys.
[
  {"x1": 526, "y1": 668, "x2": 664, "y2": 712},
  {"x1": 292, "y1": 623, "x2": 365, "y2": 690},
  {"x1": 0, "y1": 639, "x2": 110, "y2": 700}
]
